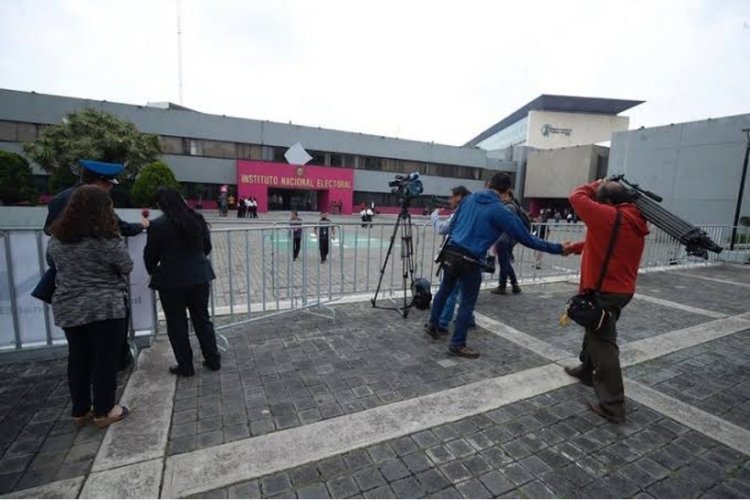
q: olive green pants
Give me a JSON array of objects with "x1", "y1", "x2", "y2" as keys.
[{"x1": 578, "y1": 293, "x2": 632, "y2": 420}]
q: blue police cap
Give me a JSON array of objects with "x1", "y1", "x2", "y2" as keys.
[{"x1": 79, "y1": 160, "x2": 124, "y2": 182}]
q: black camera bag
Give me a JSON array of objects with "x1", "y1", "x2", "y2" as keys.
[{"x1": 565, "y1": 211, "x2": 621, "y2": 330}]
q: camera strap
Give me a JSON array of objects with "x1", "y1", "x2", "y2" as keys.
[{"x1": 593, "y1": 210, "x2": 622, "y2": 293}]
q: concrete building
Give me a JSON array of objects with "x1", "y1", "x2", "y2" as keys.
[
  {"x1": 609, "y1": 114, "x2": 750, "y2": 226},
  {"x1": 466, "y1": 95, "x2": 644, "y2": 213},
  {"x1": 0, "y1": 89, "x2": 513, "y2": 214}
]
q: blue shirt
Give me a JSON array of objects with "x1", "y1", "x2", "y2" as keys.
[{"x1": 450, "y1": 190, "x2": 563, "y2": 260}]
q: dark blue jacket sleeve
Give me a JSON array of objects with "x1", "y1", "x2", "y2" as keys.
[
  {"x1": 494, "y1": 206, "x2": 563, "y2": 254},
  {"x1": 117, "y1": 216, "x2": 144, "y2": 237}
]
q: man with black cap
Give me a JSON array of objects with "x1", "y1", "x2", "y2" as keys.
[
  {"x1": 44, "y1": 160, "x2": 149, "y2": 370},
  {"x1": 427, "y1": 172, "x2": 570, "y2": 358}
]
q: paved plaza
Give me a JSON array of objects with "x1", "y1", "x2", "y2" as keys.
[{"x1": 0, "y1": 263, "x2": 749, "y2": 498}]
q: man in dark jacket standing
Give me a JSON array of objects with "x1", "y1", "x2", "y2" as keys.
[
  {"x1": 564, "y1": 179, "x2": 649, "y2": 423},
  {"x1": 44, "y1": 160, "x2": 149, "y2": 371},
  {"x1": 426, "y1": 173, "x2": 568, "y2": 358}
]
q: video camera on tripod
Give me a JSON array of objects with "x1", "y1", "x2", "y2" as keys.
[
  {"x1": 608, "y1": 174, "x2": 722, "y2": 259},
  {"x1": 389, "y1": 172, "x2": 424, "y2": 201}
]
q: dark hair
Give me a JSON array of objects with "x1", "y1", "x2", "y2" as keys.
[
  {"x1": 155, "y1": 187, "x2": 206, "y2": 247},
  {"x1": 488, "y1": 172, "x2": 512, "y2": 193},
  {"x1": 596, "y1": 182, "x2": 633, "y2": 205},
  {"x1": 451, "y1": 185, "x2": 471, "y2": 198},
  {"x1": 49, "y1": 185, "x2": 120, "y2": 243}
]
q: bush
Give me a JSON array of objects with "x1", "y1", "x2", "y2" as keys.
[
  {"x1": 130, "y1": 161, "x2": 180, "y2": 207},
  {"x1": 0, "y1": 150, "x2": 37, "y2": 205}
]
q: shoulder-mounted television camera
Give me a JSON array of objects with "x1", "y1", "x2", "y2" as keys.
[{"x1": 389, "y1": 172, "x2": 424, "y2": 199}]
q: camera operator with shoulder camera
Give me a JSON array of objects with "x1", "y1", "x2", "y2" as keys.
[
  {"x1": 427, "y1": 173, "x2": 568, "y2": 359},
  {"x1": 564, "y1": 179, "x2": 649, "y2": 424}
]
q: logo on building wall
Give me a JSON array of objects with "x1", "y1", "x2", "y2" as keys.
[
  {"x1": 541, "y1": 124, "x2": 573, "y2": 137},
  {"x1": 295, "y1": 166, "x2": 305, "y2": 176}
]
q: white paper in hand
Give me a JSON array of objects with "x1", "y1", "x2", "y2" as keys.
[{"x1": 284, "y1": 143, "x2": 313, "y2": 165}]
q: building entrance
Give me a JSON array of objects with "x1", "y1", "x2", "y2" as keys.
[{"x1": 268, "y1": 188, "x2": 319, "y2": 211}]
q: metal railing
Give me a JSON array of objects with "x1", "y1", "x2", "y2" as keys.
[{"x1": 1, "y1": 221, "x2": 747, "y2": 356}]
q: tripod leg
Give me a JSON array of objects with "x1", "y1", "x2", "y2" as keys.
[{"x1": 371, "y1": 215, "x2": 401, "y2": 306}]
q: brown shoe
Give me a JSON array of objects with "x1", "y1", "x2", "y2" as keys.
[
  {"x1": 564, "y1": 365, "x2": 593, "y2": 387},
  {"x1": 74, "y1": 410, "x2": 94, "y2": 429},
  {"x1": 589, "y1": 402, "x2": 624, "y2": 424},
  {"x1": 490, "y1": 286, "x2": 507, "y2": 295},
  {"x1": 94, "y1": 405, "x2": 130, "y2": 429},
  {"x1": 448, "y1": 345, "x2": 480, "y2": 358}
]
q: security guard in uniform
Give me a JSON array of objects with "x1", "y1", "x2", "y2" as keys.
[{"x1": 44, "y1": 160, "x2": 149, "y2": 370}]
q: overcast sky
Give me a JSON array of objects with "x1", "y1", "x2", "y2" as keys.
[{"x1": 1, "y1": 0, "x2": 748, "y2": 146}]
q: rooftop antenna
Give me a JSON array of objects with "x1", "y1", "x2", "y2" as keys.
[{"x1": 176, "y1": 0, "x2": 184, "y2": 104}]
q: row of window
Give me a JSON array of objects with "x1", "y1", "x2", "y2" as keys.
[{"x1": 0, "y1": 120, "x2": 485, "y2": 182}]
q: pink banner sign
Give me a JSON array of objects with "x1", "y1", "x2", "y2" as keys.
[{"x1": 236, "y1": 160, "x2": 354, "y2": 214}]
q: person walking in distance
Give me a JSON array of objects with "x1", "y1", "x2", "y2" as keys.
[
  {"x1": 315, "y1": 211, "x2": 336, "y2": 263},
  {"x1": 290, "y1": 210, "x2": 303, "y2": 260},
  {"x1": 46, "y1": 185, "x2": 132, "y2": 428},
  {"x1": 144, "y1": 187, "x2": 221, "y2": 376},
  {"x1": 491, "y1": 189, "x2": 524, "y2": 295},
  {"x1": 426, "y1": 173, "x2": 569, "y2": 358},
  {"x1": 563, "y1": 179, "x2": 648, "y2": 423}
]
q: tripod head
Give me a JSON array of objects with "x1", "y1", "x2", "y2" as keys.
[{"x1": 607, "y1": 174, "x2": 664, "y2": 202}]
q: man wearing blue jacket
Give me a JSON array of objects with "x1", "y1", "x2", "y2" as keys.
[{"x1": 426, "y1": 172, "x2": 567, "y2": 358}]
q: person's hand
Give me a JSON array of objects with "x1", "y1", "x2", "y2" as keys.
[
  {"x1": 141, "y1": 217, "x2": 150, "y2": 229},
  {"x1": 561, "y1": 241, "x2": 574, "y2": 256}
]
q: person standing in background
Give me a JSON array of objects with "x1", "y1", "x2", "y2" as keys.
[
  {"x1": 290, "y1": 210, "x2": 303, "y2": 260},
  {"x1": 47, "y1": 185, "x2": 132, "y2": 428},
  {"x1": 144, "y1": 187, "x2": 220, "y2": 377},
  {"x1": 315, "y1": 211, "x2": 336, "y2": 263}
]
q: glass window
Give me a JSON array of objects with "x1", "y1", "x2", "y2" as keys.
[
  {"x1": 160, "y1": 136, "x2": 183, "y2": 154},
  {"x1": 330, "y1": 153, "x2": 343, "y2": 167},
  {"x1": 16, "y1": 123, "x2": 37, "y2": 141},
  {"x1": 364, "y1": 156, "x2": 382, "y2": 171},
  {"x1": 201, "y1": 139, "x2": 236, "y2": 159},
  {"x1": 0, "y1": 121, "x2": 16, "y2": 141},
  {"x1": 273, "y1": 147, "x2": 286, "y2": 162}
]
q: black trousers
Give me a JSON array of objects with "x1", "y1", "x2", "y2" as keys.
[
  {"x1": 159, "y1": 283, "x2": 220, "y2": 370},
  {"x1": 64, "y1": 318, "x2": 126, "y2": 418},
  {"x1": 578, "y1": 292, "x2": 632, "y2": 419},
  {"x1": 293, "y1": 237, "x2": 301, "y2": 259},
  {"x1": 319, "y1": 238, "x2": 329, "y2": 261}
]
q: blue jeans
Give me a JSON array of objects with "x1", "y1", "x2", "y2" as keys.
[
  {"x1": 438, "y1": 278, "x2": 476, "y2": 329},
  {"x1": 497, "y1": 244, "x2": 518, "y2": 287},
  {"x1": 430, "y1": 264, "x2": 482, "y2": 348}
]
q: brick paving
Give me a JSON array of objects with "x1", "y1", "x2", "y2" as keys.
[
  {"x1": 167, "y1": 303, "x2": 549, "y2": 456},
  {"x1": 1, "y1": 264, "x2": 748, "y2": 497},
  {"x1": 0, "y1": 359, "x2": 131, "y2": 494},
  {"x1": 625, "y1": 330, "x2": 750, "y2": 429},
  {"x1": 474, "y1": 279, "x2": 713, "y2": 355},
  {"x1": 186, "y1": 384, "x2": 750, "y2": 499}
]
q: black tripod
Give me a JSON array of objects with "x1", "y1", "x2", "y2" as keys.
[{"x1": 371, "y1": 197, "x2": 417, "y2": 318}]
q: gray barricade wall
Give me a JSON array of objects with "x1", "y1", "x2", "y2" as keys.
[{"x1": 0, "y1": 230, "x2": 157, "y2": 353}]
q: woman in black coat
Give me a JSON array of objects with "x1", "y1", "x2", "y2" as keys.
[{"x1": 144, "y1": 187, "x2": 220, "y2": 376}]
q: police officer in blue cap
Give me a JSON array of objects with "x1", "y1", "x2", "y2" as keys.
[
  {"x1": 44, "y1": 160, "x2": 150, "y2": 370},
  {"x1": 44, "y1": 160, "x2": 149, "y2": 235}
]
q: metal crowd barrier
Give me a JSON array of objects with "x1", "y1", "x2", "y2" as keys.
[
  {"x1": 0, "y1": 229, "x2": 158, "y2": 357},
  {"x1": 1, "y1": 220, "x2": 748, "y2": 356}
]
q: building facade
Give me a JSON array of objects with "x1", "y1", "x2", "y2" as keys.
[
  {"x1": 609, "y1": 114, "x2": 750, "y2": 226},
  {"x1": 0, "y1": 89, "x2": 513, "y2": 214}
]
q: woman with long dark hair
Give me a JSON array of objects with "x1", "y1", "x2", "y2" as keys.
[
  {"x1": 47, "y1": 185, "x2": 132, "y2": 428},
  {"x1": 144, "y1": 187, "x2": 219, "y2": 376}
]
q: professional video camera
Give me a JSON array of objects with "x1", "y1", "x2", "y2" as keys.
[
  {"x1": 389, "y1": 172, "x2": 424, "y2": 200},
  {"x1": 608, "y1": 174, "x2": 723, "y2": 259}
]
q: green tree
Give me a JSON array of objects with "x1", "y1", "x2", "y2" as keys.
[
  {"x1": 0, "y1": 150, "x2": 37, "y2": 205},
  {"x1": 23, "y1": 108, "x2": 161, "y2": 190},
  {"x1": 130, "y1": 161, "x2": 180, "y2": 207}
]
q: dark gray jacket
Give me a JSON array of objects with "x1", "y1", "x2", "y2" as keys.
[{"x1": 46, "y1": 237, "x2": 133, "y2": 328}]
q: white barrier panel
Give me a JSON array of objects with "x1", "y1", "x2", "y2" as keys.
[
  {"x1": 0, "y1": 229, "x2": 156, "y2": 352},
  {"x1": 126, "y1": 234, "x2": 157, "y2": 333}
]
